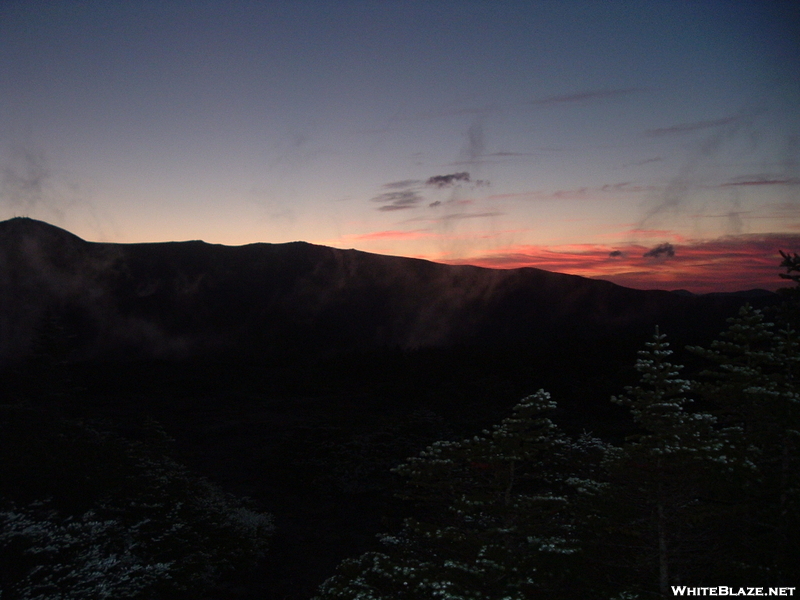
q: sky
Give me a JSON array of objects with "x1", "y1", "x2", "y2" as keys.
[{"x1": 1, "y1": 0, "x2": 799, "y2": 293}]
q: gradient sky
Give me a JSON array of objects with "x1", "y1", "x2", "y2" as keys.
[{"x1": 2, "y1": 1, "x2": 799, "y2": 292}]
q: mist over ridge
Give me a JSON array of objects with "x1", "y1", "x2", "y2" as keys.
[{"x1": 0, "y1": 217, "x2": 777, "y2": 366}]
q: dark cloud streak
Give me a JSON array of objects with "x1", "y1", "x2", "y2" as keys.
[
  {"x1": 489, "y1": 151, "x2": 539, "y2": 157},
  {"x1": 371, "y1": 190, "x2": 424, "y2": 211},
  {"x1": 382, "y1": 179, "x2": 422, "y2": 189},
  {"x1": 378, "y1": 204, "x2": 417, "y2": 212},
  {"x1": 623, "y1": 156, "x2": 663, "y2": 167},
  {"x1": 403, "y1": 211, "x2": 504, "y2": 224},
  {"x1": 426, "y1": 172, "x2": 471, "y2": 188},
  {"x1": 439, "y1": 211, "x2": 502, "y2": 221},
  {"x1": 531, "y1": 88, "x2": 645, "y2": 107},
  {"x1": 643, "y1": 243, "x2": 676, "y2": 258},
  {"x1": 644, "y1": 116, "x2": 739, "y2": 137},
  {"x1": 371, "y1": 169, "x2": 491, "y2": 212},
  {"x1": 720, "y1": 177, "x2": 800, "y2": 187}
]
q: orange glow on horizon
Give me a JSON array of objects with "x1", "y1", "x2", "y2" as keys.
[
  {"x1": 432, "y1": 234, "x2": 800, "y2": 293},
  {"x1": 344, "y1": 229, "x2": 432, "y2": 241}
]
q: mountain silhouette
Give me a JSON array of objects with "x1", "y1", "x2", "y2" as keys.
[
  {"x1": 0, "y1": 217, "x2": 785, "y2": 600},
  {"x1": 0, "y1": 217, "x2": 775, "y2": 365}
]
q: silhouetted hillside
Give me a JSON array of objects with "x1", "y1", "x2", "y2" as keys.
[
  {"x1": 0, "y1": 217, "x2": 776, "y2": 366},
  {"x1": 2, "y1": 217, "x2": 791, "y2": 599}
]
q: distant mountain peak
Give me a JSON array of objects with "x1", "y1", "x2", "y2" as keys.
[
  {"x1": 0, "y1": 218, "x2": 781, "y2": 365},
  {"x1": 0, "y1": 217, "x2": 87, "y2": 244}
]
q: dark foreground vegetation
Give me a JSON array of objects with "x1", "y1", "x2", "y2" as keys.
[
  {"x1": 1, "y1": 245, "x2": 798, "y2": 598},
  {"x1": 313, "y1": 253, "x2": 800, "y2": 599}
]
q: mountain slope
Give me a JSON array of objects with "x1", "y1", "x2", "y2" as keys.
[{"x1": 0, "y1": 217, "x2": 775, "y2": 364}]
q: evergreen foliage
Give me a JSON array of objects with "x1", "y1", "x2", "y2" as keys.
[
  {"x1": 0, "y1": 407, "x2": 274, "y2": 599},
  {"x1": 5, "y1": 251, "x2": 799, "y2": 598},
  {"x1": 0, "y1": 503, "x2": 172, "y2": 600},
  {"x1": 688, "y1": 301, "x2": 800, "y2": 583},
  {"x1": 315, "y1": 391, "x2": 608, "y2": 599},
  {"x1": 592, "y1": 328, "x2": 731, "y2": 596},
  {"x1": 778, "y1": 250, "x2": 800, "y2": 287},
  {"x1": 316, "y1": 253, "x2": 800, "y2": 599}
]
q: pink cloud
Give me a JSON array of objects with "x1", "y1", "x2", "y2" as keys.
[{"x1": 347, "y1": 229, "x2": 431, "y2": 241}]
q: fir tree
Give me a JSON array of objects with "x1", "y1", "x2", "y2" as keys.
[
  {"x1": 314, "y1": 390, "x2": 608, "y2": 600},
  {"x1": 0, "y1": 408, "x2": 274, "y2": 599},
  {"x1": 778, "y1": 250, "x2": 800, "y2": 287},
  {"x1": 591, "y1": 328, "x2": 728, "y2": 598},
  {"x1": 688, "y1": 303, "x2": 800, "y2": 583},
  {"x1": 0, "y1": 503, "x2": 173, "y2": 600}
]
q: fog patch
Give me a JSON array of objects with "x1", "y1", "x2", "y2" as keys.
[
  {"x1": 638, "y1": 106, "x2": 769, "y2": 234},
  {"x1": 0, "y1": 145, "x2": 57, "y2": 217}
]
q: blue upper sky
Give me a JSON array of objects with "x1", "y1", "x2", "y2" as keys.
[{"x1": 2, "y1": 0, "x2": 798, "y2": 291}]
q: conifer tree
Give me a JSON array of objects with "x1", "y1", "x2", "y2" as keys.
[
  {"x1": 688, "y1": 301, "x2": 800, "y2": 583},
  {"x1": 778, "y1": 250, "x2": 800, "y2": 287},
  {"x1": 0, "y1": 409, "x2": 274, "y2": 599},
  {"x1": 590, "y1": 328, "x2": 728, "y2": 598},
  {"x1": 314, "y1": 390, "x2": 608, "y2": 600}
]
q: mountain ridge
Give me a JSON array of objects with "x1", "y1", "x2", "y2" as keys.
[
  {"x1": 0, "y1": 217, "x2": 785, "y2": 599},
  {"x1": 0, "y1": 217, "x2": 777, "y2": 365}
]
